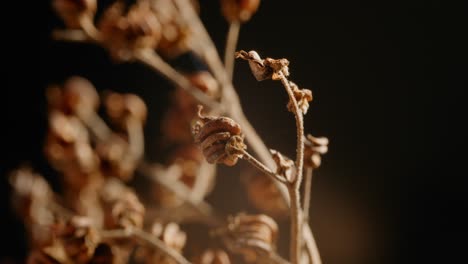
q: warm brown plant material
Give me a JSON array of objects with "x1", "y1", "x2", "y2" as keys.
[{"x1": 10, "y1": 1, "x2": 329, "y2": 263}]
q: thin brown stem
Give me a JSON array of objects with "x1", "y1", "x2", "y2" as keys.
[
  {"x1": 224, "y1": 21, "x2": 241, "y2": 81},
  {"x1": 134, "y1": 49, "x2": 222, "y2": 111},
  {"x1": 100, "y1": 228, "x2": 191, "y2": 264},
  {"x1": 303, "y1": 167, "x2": 313, "y2": 222},
  {"x1": 126, "y1": 117, "x2": 144, "y2": 161},
  {"x1": 240, "y1": 149, "x2": 288, "y2": 184},
  {"x1": 278, "y1": 71, "x2": 306, "y2": 264}
]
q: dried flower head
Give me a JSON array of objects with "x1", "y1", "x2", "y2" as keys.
[
  {"x1": 104, "y1": 91, "x2": 148, "y2": 128},
  {"x1": 221, "y1": 0, "x2": 261, "y2": 23},
  {"x1": 53, "y1": 0, "x2": 97, "y2": 28},
  {"x1": 287, "y1": 81, "x2": 313, "y2": 115},
  {"x1": 236, "y1": 50, "x2": 289, "y2": 81},
  {"x1": 270, "y1": 149, "x2": 296, "y2": 182},
  {"x1": 98, "y1": 1, "x2": 161, "y2": 61},
  {"x1": 193, "y1": 106, "x2": 245, "y2": 166},
  {"x1": 304, "y1": 134, "x2": 329, "y2": 169},
  {"x1": 215, "y1": 213, "x2": 278, "y2": 263},
  {"x1": 193, "y1": 249, "x2": 231, "y2": 264},
  {"x1": 55, "y1": 216, "x2": 99, "y2": 263}
]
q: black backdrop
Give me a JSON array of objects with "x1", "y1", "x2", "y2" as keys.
[{"x1": 2, "y1": 0, "x2": 447, "y2": 263}]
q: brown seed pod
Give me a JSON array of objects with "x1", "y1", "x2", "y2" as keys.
[
  {"x1": 62, "y1": 76, "x2": 100, "y2": 118},
  {"x1": 304, "y1": 134, "x2": 329, "y2": 169},
  {"x1": 55, "y1": 216, "x2": 99, "y2": 264},
  {"x1": 287, "y1": 81, "x2": 313, "y2": 115},
  {"x1": 193, "y1": 249, "x2": 231, "y2": 264},
  {"x1": 221, "y1": 0, "x2": 261, "y2": 23},
  {"x1": 98, "y1": 1, "x2": 161, "y2": 61},
  {"x1": 270, "y1": 149, "x2": 296, "y2": 182},
  {"x1": 53, "y1": 0, "x2": 97, "y2": 29},
  {"x1": 235, "y1": 50, "x2": 289, "y2": 81},
  {"x1": 101, "y1": 180, "x2": 145, "y2": 230},
  {"x1": 215, "y1": 213, "x2": 278, "y2": 263},
  {"x1": 193, "y1": 106, "x2": 244, "y2": 166},
  {"x1": 95, "y1": 134, "x2": 136, "y2": 181},
  {"x1": 104, "y1": 91, "x2": 148, "y2": 127},
  {"x1": 135, "y1": 221, "x2": 187, "y2": 264}
]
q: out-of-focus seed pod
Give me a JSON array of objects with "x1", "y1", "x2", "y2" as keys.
[
  {"x1": 193, "y1": 106, "x2": 244, "y2": 166},
  {"x1": 101, "y1": 180, "x2": 145, "y2": 230},
  {"x1": 304, "y1": 135, "x2": 329, "y2": 169},
  {"x1": 221, "y1": 0, "x2": 261, "y2": 23},
  {"x1": 134, "y1": 221, "x2": 187, "y2": 264},
  {"x1": 104, "y1": 92, "x2": 148, "y2": 128},
  {"x1": 193, "y1": 249, "x2": 231, "y2": 264},
  {"x1": 96, "y1": 134, "x2": 136, "y2": 181},
  {"x1": 98, "y1": 1, "x2": 161, "y2": 61},
  {"x1": 62, "y1": 76, "x2": 100, "y2": 118},
  {"x1": 53, "y1": 0, "x2": 97, "y2": 29},
  {"x1": 215, "y1": 213, "x2": 278, "y2": 263},
  {"x1": 55, "y1": 216, "x2": 99, "y2": 264},
  {"x1": 242, "y1": 171, "x2": 288, "y2": 219}
]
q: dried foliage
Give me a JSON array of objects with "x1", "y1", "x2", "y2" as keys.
[{"x1": 9, "y1": 1, "x2": 331, "y2": 263}]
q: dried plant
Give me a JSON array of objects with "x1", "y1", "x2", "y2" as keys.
[{"x1": 9, "y1": 1, "x2": 330, "y2": 263}]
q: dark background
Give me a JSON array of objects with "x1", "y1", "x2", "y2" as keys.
[{"x1": 2, "y1": 0, "x2": 447, "y2": 263}]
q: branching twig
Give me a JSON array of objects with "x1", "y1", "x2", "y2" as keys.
[
  {"x1": 100, "y1": 228, "x2": 191, "y2": 264},
  {"x1": 239, "y1": 149, "x2": 288, "y2": 184}
]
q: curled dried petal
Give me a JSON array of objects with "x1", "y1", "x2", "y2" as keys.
[
  {"x1": 287, "y1": 82, "x2": 313, "y2": 115},
  {"x1": 236, "y1": 50, "x2": 289, "y2": 81},
  {"x1": 270, "y1": 149, "x2": 295, "y2": 182}
]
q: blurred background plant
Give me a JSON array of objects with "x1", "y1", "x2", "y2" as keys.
[{"x1": 1, "y1": 0, "x2": 436, "y2": 263}]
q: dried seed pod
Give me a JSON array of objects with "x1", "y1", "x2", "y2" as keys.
[
  {"x1": 221, "y1": 0, "x2": 261, "y2": 23},
  {"x1": 304, "y1": 135, "x2": 329, "y2": 169},
  {"x1": 242, "y1": 171, "x2": 288, "y2": 218},
  {"x1": 193, "y1": 106, "x2": 244, "y2": 166},
  {"x1": 187, "y1": 71, "x2": 220, "y2": 97},
  {"x1": 270, "y1": 149, "x2": 296, "y2": 182},
  {"x1": 104, "y1": 91, "x2": 148, "y2": 127},
  {"x1": 99, "y1": 1, "x2": 161, "y2": 61},
  {"x1": 96, "y1": 134, "x2": 136, "y2": 181},
  {"x1": 193, "y1": 249, "x2": 231, "y2": 264},
  {"x1": 55, "y1": 216, "x2": 99, "y2": 264},
  {"x1": 135, "y1": 221, "x2": 187, "y2": 264},
  {"x1": 101, "y1": 180, "x2": 145, "y2": 230},
  {"x1": 287, "y1": 81, "x2": 313, "y2": 115},
  {"x1": 53, "y1": 0, "x2": 97, "y2": 29},
  {"x1": 236, "y1": 50, "x2": 289, "y2": 81},
  {"x1": 62, "y1": 76, "x2": 100, "y2": 118},
  {"x1": 215, "y1": 213, "x2": 278, "y2": 263},
  {"x1": 150, "y1": 0, "x2": 192, "y2": 58}
]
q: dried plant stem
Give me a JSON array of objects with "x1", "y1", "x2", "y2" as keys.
[
  {"x1": 224, "y1": 21, "x2": 241, "y2": 81},
  {"x1": 277, "y1": 72, "x2": 306, "y2": 264},
  {"x1": 101, "y1": 228, "x2": 191, "y2": 264},
  {"x1": 126, "y1": 117, "x2": 144, "y2": 161},
  {"x1": 240, "y1": 149, "x2": 288, "y2": 184},
  {"x1": 134, "y1": 49, "x2": 222, "y2": 111},
  {"x1": 288, "y1": 184, "x2": 302, "y2": 264},
  {"x1": 303, "y1": 167, "x2": 313, "y2": 222}
]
